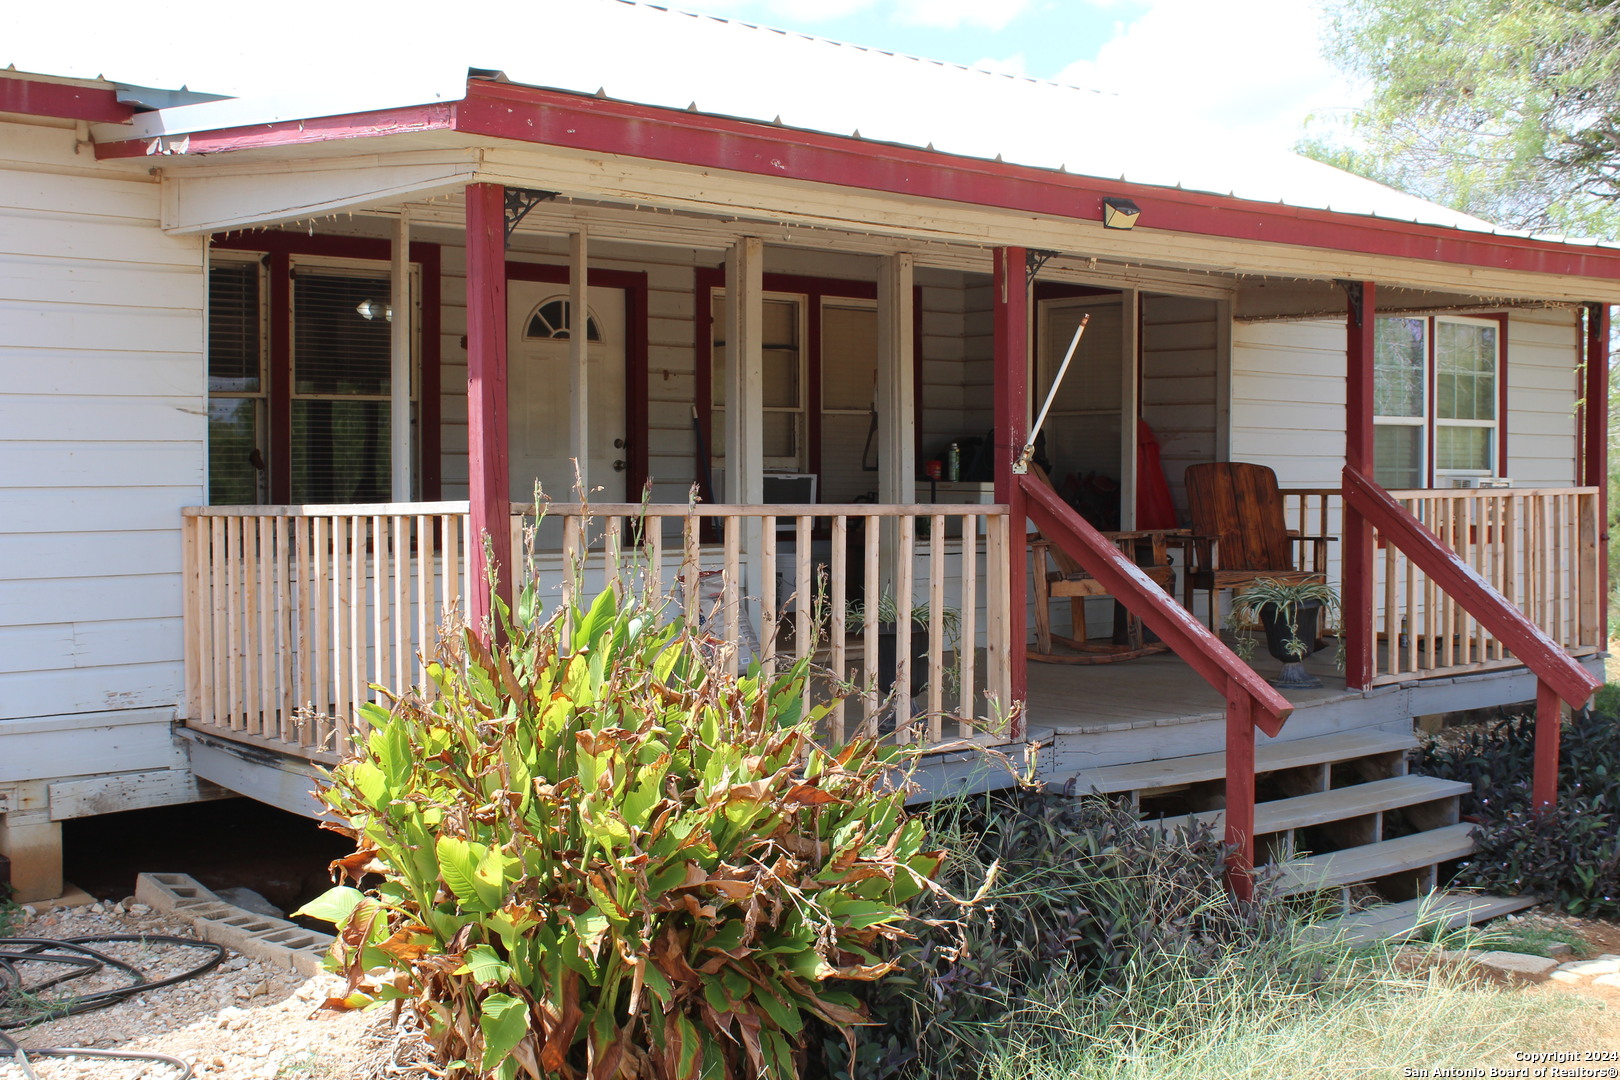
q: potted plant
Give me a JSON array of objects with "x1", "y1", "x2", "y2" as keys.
[
  {"x1": 1226, "y1": 578, "x2": 1342, "y2": 689},
  {"x1": 847, "y1": 590, "x2": 961, "y2": 700}
]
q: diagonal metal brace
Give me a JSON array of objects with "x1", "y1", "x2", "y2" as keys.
[
  {"x1": 1336, "y1": 279, "x2": 1365, "y2": 328},
  {"x1": 505, "y1": 188, "x2": 559, "y2": 241},
  {"x1": 1026, "y1": 248, "x2": 1060, "y2": 287}
]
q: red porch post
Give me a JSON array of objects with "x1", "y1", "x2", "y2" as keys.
[
  {"x1": 1224, "y1": 678, "x2": 1256, "y2": 901},
  {"x1": 1584, "y1": 303, "x2": 1611, "y2": 618},
  {"x1": 993, "y1": 247, "x2": 1029, "y2": 725},
  {"x1": 1343, "y1": 281, "x2": 1377, "y2": 689},
  {"x1": 466, "y1": 183, "x2": 512, "y2": 635}
]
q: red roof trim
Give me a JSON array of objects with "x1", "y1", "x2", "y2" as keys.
[
  {"x1": 1, "y1": 75, "x2": 133, "y2": 124},
  {"x1": 94, "y1": 102, "x2": 456, "y2": 159},
  {"x1": 455, "y1": 82, "x2": 1620, "y2": 281}
]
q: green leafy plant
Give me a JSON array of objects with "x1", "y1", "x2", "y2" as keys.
[
  {"x1": 1226, "y1": 578, "x2": 1343, "y2": 666},
  {"x1": 846, "y1": 590, "x2": 960, "y2": 643},
  {"x1": 299, "y1": 575, "x2": 943, "y2": 1080}
]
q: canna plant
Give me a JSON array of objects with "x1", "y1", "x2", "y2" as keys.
[{"x1": 298, "y1": 569, "x2": 942, "y2": 1080}]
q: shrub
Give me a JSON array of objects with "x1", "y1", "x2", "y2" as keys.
[
  {"x1": 809, "y1": 789, "x2": 1304, "y2": 1080},
  {"x1": 1414, "y1": 705, "x2": 1620, "y2": 916},
  {"x1": 300, "y1": 580, "x2": 942, "y2": 1080}
]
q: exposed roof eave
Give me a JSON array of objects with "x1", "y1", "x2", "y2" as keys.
[{"x1": 93, "y1": 78, "x2": 1620, "y2": 294}]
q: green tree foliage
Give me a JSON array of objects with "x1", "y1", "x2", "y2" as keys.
[
  {"x1": 299, "y1": 580, "x2": 941, "y2": 1080},
  {"x1": 1313, "y1": 0, "x2": 1620, "y2": 238}
]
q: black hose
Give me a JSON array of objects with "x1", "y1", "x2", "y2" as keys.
[{"x1": 0, "y1": 933, "x2": 229, "y2": 1079}]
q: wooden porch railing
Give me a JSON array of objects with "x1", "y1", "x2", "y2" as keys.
[
  {"x1": 531, "y1": 503, "x2": 1016, "y2": 747},
  {"x1": 182, "y1": 502, "x2": 472, "y2": 762},
  {"x1": 182, "y1": 500, "x2": 1013, "y2": 762},
  {"x1": 1342, "y1": 467, "x2": 1602, "y2": 808},
  {"x1": 1020, "y1": 474, "x2": 1293, "y2": 899},
  {"x1": 1371, "y1": 486, "x2": 1602, "y2": 681}
]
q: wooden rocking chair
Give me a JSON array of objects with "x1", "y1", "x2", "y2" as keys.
[
  {"x1": 1027, "y1": 466, "x2": 1177, "y2": 664},
  {"x1": 1183, "y1": 462, "x2": 1331, "y2": 629}
]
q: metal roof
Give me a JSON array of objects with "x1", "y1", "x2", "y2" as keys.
[{"x1": 13, "y1": 0, "x2": 1611, "y2": 248}]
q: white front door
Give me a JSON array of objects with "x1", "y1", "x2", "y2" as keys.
[{"x1": 507, "y1": 282, "x2": 627, "y2": 520}]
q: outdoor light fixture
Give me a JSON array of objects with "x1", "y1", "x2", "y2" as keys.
[
  {"x1": 1102, "y1": 196, "x2": 1141, "y2": 230},
  {"x1": 355, "y1": 299, "x2": 393, "y2": 322}
]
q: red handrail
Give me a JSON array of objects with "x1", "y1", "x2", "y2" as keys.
[
  {"x1": 1342, "y1": 465, "x2": 1601, "y2": 807},
  {"x1": 1021, "y1": 474, "x2": 1292, "y2": 897}
]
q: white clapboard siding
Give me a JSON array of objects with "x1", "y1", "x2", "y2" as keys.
[
  {"x1": 1142, "y1": 294, "x2": 1219, "y2": 519},
  {"x1": 1229, "y1": 317, "x2": 1348, "y2": 486},
  {"x1": 0, "y1": 117, "x2": 206, "y2": 727},
  {"x1": 1505, "y1": 306, "x2": 1579, "y2": 486}
]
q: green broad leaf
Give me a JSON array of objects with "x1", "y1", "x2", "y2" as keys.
[
  {"x1": 473, "y1": 847, "x2": 518, "y2": 911},
  {"x1": 641, "y1": 960, "x2": 673, "y2": 1004},
  {"x1": 674, "y1": 1014, "x2": 703, "y2": 1080},
  {"x1": 574, "y1": 588, "x2": 617, "y2": 651},
  {"x1": 704, "y1": 922, "x2": 746, "y2": 954},
  {"x1": 346, "y1": 761, "x2": 388, "y2": 807},
  {"x1": 751, "y1": 983, "x2": 803, "y2": 1035},
  {"x1": 623, "y1": 770, "x2": 664, "y2": 828},
  {"x1": 702, "y1": 975, "x2": 731, "y2": 1013},
  {"x1": 574, "y1": 906, "x2": 612, "y2": 958},
  {"x1": 437, "y1": 836, "x2": 492, "y2": 912},
  {"x1": 477, "y1": 992, "x2": 530, "y2": 1072},
  {"x1": 648, "y1": 860, "x2": 690, "y2": 897},
  {"x1": 785, "y1": 948, "x2": 835, "y2": 981},
  {"x1": 455, "y1": 944, "x2": 513, "y2": 985},
  {"x1": 292, "y1": 885, "x2": 366, "y2": 927}
]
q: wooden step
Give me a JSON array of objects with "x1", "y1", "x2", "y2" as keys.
[
  {"x1": 1307, "y1": 892, "x2": 1540, "y2": 946},
  {"x1": 1067, "y1": 727, "x2": 1417, "y2": 796},
  {"x1": 1273, "y1": 823, "x2": 1477, "y2": 896},
  {"x1": 1150, "y1": 775, "x2": 1470, "y2": 836}
]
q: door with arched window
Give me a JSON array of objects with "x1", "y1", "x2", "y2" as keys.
[{"x1": 507, "y1": 281, "x2": 627, "y2": 520}]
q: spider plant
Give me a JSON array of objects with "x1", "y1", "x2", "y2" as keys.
[{"x1": 1226, "y1": 578, "x2": 1343, "y2": 667}]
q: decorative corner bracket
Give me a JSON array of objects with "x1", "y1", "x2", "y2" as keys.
[
  {"x1": 1336, "y1": 279, "x2": 1365, "y2": 328},
  {"x1": 1026, "y1": 249, "x2": 1059, "y2": 288},
  {"x1": 504, "y1": 188, "x2": 559, "y2": 241}
]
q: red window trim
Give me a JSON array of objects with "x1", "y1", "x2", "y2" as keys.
[
  {"x1": 693, "y1": 267, "x2": 923, "y2": 504},
  {"x1": 503, "y1": 260, "x2": 652, "y2": 497},
  {"x1": 209, "y1": 232, "x2": 443, "y2": 501}
]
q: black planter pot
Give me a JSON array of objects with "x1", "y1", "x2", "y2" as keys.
[
  {"x1": 876, "y1": 626, "x2": 930, "y2": 700},
  {"x1": 1258, "y1": 599, "x2": 1323, "y2": 689}
]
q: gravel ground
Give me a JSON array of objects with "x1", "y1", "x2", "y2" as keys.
[{"x1": 0, "y1": 901, "x2": 425, "y2": 1080}]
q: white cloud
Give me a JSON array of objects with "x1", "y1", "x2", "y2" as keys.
[
  {"x1": 972, "y1": 52, "x2": 1029, "y2": 77},
  {"x1": 1052, "y1": 0, "x2": 1362, "y2": 152}
]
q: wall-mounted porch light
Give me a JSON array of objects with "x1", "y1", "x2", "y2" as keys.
[
  {"x1": 355, "y1": 299, "x2": 393, "y2": 322},
  {"x1": 1102, "y1": 196, "x2": 1141, "y2": 230}
]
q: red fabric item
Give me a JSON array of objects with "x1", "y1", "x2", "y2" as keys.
[{"x1": 1136, "y1": 420, "x2": 1179, "y2": 529}]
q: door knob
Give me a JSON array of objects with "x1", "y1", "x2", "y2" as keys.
[{"x1": 613, "y1": 459, "x2": 627, "y2": 472}]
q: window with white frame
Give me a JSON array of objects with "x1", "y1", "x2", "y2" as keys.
[
  {"x1": 206, "y1": 252, "x2": 419, "y2": 505},
  {"x1": 1373, "y1": 315, "x2": 1501, "y2": 488},
  {"x1": 709, "y1": 291, "x2": 807, "y2": 471}
]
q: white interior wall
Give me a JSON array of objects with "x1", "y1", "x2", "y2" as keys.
[
  {"x1": 1141, "y1": 294, "x2": 1220, "y2": 521},
  {"x1": 0, "y1": 118, "x2": 207, "y2": 734}
]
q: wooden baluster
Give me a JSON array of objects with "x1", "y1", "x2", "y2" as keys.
[
  {"x1": 863, "y1": 514, "x2": 881, "y2": 734},
  {"x1": 224, "y1": 516, "x2": 242, "y2": 732},
  {"x1": 928, "y1": 513, "x2": 946, "y2": 744},
  {"x1": 182, "y1": 517, "x2": 201, "y2": 726},
  {"x1": 1382, "y1": 528, "x2": 1397, "y2": 677},
  {"x1": 254, "y1": 519, "x2": 273, "y2": 739},
  {"x1": 1504, "y1": 495, "x2": 1520, "y2": 660},
  {"x1": 1580, "y1": 492, "x2": 1600, "y2": 646},
  {"x1": 371, "y1": 513, "x2": 389, "y2": 716},
  {"x1": 830, "y1": 515, "x2": 848, "y2": 743},
  {"x1": 312, "y1": 515, "x2": 331, "y2": 750},
  {"x1": 241, "y1": 518, "x2": 261, "y2": 737},
  {"x1": 273, "y1": 516, "x2": 293, "y2": 741},
  {"x1": 647, "y1": 515, "x2": 664, "y2": 606},
  {"x1": 605, "y1": 516, "x2": 624, "y2": 602},
  {"x1": 724, "y1": 516, "x2": 741, "y2": 678},
  {"x1": 392, "y1": 515, "x2": 409, "y2": 695},
  {"x1": 561, "y1": 515, "x2": 582, "y2": 646},
  {"x1": 761, "y1": 515, "x2": 777, "y2": 678},
  {"x1": 959, "y1": 514, "x2": 978, "y2": 737},
  {"x1": 682, "y1": 516, "x2": 700, "y2": 627},
  {"x1": 332, "y1": 515, "x2": 352, "y2": 755},
  {"x1": 895, "y1": 515, "x2": 916, "y2": 743},
  {"x1": 988, "y1": 511, "x2": 1012, "y2": 725},
  {"x1": 1553, "y1": 493, "x2": 1567, "y2": 646},
  {"x1": 796, "y1": 515, "x2": 813, "y2": 714},
  {"x1": 417, "y1": 514, "x2": 432, "y2": 693}
]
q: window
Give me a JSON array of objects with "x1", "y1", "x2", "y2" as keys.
[
  {"x1": 710, "y1": 292, "x2": 807, "y2": 470},
  {"x1": 207, "y1": 251, "x2": 421, "y2": 505},
  {"x1": 1373, "y1": 315, "x2": 1502, "y2": 488}
]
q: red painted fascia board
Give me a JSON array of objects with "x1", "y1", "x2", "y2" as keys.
[
  {"x1": 94, "y1": 102, "x2": 456, "y2": 160},
  {"x1": 1, "y1": 75, "x2": 132, "y2": 124},
  {"x1": 456, "y1": 82, "x2": 1620, "y2": 282}
]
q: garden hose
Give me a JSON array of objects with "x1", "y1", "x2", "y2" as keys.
[{"x1": 0, "y1": 933, "x2": 227, "y2": 1079}]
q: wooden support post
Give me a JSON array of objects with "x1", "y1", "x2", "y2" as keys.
[
  {"x1": 1343, "y1": 281, "x2": 1377, "y2": 690},
  {"x1": 1224, "y1": 679, "x2": 1256, "y2": 902},
  {"x1": 0, "y1": 810, "x2": 63, "y2": 904},
  {"x1": 570, "y1": 227, "x2": 590, "y2": 495},
  {"x1": 1533, "y1": 677, "x2": 1562, "y2": 811},
  {"x1": 993, "y1": 246, "x2": 1030, "y2": 721},
  {"x1": 1119, "y1": 288, "x2": 1140, "y2": 530},
  {"x1": 725, "y1": 238, "x2": 765, "y2": 622},
  {"x1": 878, "y1": 253, "x2": 916, "y2": 593},
  {"x1": 390, "y1": 209, "x2": 413, "y2": 501},
  {"x1": 1584, "y1": 303, "x2": 1610, "y2": 623},
  {"x1": 465, "y1": 183, "x2": 512, "y2": 634}
]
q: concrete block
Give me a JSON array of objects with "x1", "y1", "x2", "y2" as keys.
[
  {"x1": 1555, "y1": 958, "x2": 1620, "y2": 977},
  {"x1": 1593, "y1": 973, "x2": 1620, "y2": 989}
]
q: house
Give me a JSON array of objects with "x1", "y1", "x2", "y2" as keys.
[{"x1": 1, "y1": 2, "x2": 1610, "y2": 910}]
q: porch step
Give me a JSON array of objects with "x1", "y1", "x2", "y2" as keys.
[
  {"x1": 1150, "y1": 775, "x2": 1471, "y2": 836},
  {"x1": 1066, "y1": 727, "x2": 1417, "y2": 796},
  {"x1": 1306, "y1": 892, "x2": 1540, "y2": 947},
  {"x1": 1274, "y1": 823, "x2": 1477, "y2": 897}
]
